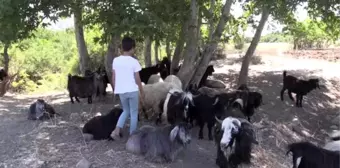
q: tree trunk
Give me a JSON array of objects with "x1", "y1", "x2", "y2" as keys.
[
  {"x1": 189, "y1": 0, "x2": 234, "y2": 87},
  {"x1": 166, "y1": 39, "x2": 171, "y2": 59},
  {"x1": 154, "y1": 41, "x2": 159, "y2": 63},
  {"x1": 144, "y1": 36, "x2": 152, "y2": 67},
  {"x1": 3, "y1": 43, "x2": 9, "y2": 72},
  {"x1": 208, "y1": 0, "x2": 215, "y2": 41},
  {"x1": 197, "y1": 12, "x2": 202, "y2": 47},
  {"x1": 177, "y1": 0, "x2": 200, "y2": 89},
  {"x1": 74, "y1": 6, "x2": 90, "y2": 75},
  {"x1": 105, "y1": 34, "x2": 120, "y2": 90},
  {"x1": 170, "y1": 21, "x2": 188, "y2": 74},
  {"x1": 237, "y1": 8, "x2": 269, "y2": 86}
]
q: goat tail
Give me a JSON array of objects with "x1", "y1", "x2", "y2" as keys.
[{"x1": 283, "y1": 70, "x2": 287, "y2": 79}]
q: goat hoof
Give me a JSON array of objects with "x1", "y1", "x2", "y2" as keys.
[
  {"x1": 198, "y1": 136, "x2": 203, "y2": 140},
  {"x1": 119, "y1": 132, "x2": 123, "y2": 138},
  {"x1": 209, "y1": 137, "x2": 213, "y2": 141},
  {"x1": 108, "y1": 137, "x2": 114, "y2": 141}
]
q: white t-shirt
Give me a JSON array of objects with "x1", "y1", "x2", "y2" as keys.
[{"x1": 112, "y1": 56, "x2": 142, "y2": 94}]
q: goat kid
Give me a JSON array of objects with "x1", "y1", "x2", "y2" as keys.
[
  {"x1": 280, "y1": 70, "x2": 320, "y2": 107},
  {"x1": 214, "y1": 117, "x2": 258, "y2": 168}
]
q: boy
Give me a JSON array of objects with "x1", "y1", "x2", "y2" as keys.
[{"x1": 110, "y1": 36, "x2": 145, "y2": 139}]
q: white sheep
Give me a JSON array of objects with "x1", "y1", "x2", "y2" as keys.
[
  {"x1": 139, "y1": 82, "x2": 182, "y2": 121},
  {"x1": 205, "y1": 79, "x2": 226, "y2": 89},
  {"x1": 147, "y1": 73, "x2": 164, "y2": 84},
  {"x1": 164, "y1": 75, "x2": 182, "y2": 90}
]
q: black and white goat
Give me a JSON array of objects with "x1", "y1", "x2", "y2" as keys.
[
  {"x1": 214, "y1": 117, "x2": 259, "y2": 168},
  {"x1": 157, "y1": 88, "x2": 194, "y2": 125},
  {"x1": 28, "y1": 99, "x2": 60, "y2": 120},
  {"x1": 82, "y1": 107, "x2": 123, "y2": 140},
  {"x1": 286, "y1": 141, "x2": 340, "y2": 168},
  {"x1": 233, "y1": 84, "x2": 263, "y2": 122},
  {"x1": 280, "y1": 70, "x2": 320, "y2": 107},
  {"x1": 125, "y1": 122, "x2": 191, "y2": 163}
]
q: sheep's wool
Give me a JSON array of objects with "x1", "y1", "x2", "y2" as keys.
[{"x1": 220, "y1": 117, "x2": 241, "y2": 146}]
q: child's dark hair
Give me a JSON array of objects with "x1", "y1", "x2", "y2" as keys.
[{"x1": 121, "y1": 36, "x2": 136, "y2": 52}]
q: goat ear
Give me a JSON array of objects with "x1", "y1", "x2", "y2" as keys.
[
  {"x1": 170, "y1": 126, "x2": 179, "y2": 141},
  {"x1": 233, "y1": 98, "x2": 244, "y2": 109},
  {"x1": 232, "y1": 119, "x2": 241, "y2": 128}
]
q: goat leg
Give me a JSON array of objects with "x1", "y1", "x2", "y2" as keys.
[
  {"x1": 299, "y1": 95, "x2": 303, "y2": 107},
  {"x1": 75, "y1": 96, "x2": 80, "y2": 103},
  {"x1": 295, "y1": 94, "x2": 299, "y2": 107},
  {"x1": 288, "y1": 91, "x2": 295, "y2": 102},
  {"x1": 280, "y1": 88, "x2": 286, "y2": 101},
  {"x1": 198, "y1": 121, "x2": 205, "y2": 139},
  {"x1": 70, "y1": 96, "x2": 74, "y2": 104},
  {"x1": 208, "y1": 122, "x2": 214, "y2": 141},
  {"x1": 87, "y1": 96, "x2": 92, "y2": 104}
]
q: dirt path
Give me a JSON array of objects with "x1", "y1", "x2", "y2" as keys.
[{"x1": 0, "y1": 55, "x2": 339, "y2": 168}]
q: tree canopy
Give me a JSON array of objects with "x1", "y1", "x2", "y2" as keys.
[{"x1": 0, "y1": 0, "x2": 339, "y2": 93}]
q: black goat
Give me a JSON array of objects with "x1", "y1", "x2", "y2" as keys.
[
  {"x1": 158, "y1": 89, "x2": 194, "y2": 125},
  {"x1": 161, "y1": 57, "x2": 171, "y2": 75},
  {"x1": 67, "y1": 73, "x2": 99, "y2": 104},
  {"x1": 280, "y1": 70, "x2": 320, "y2": 107},
  {"x1": 198, "y1": 65, "x2": 215, "y2": 88},
  {"x1": 214, "y1": 117, "x2": 258, "y2": 168},
  {"x1": 28, "y1": 99, "x2": 60, "y2": 120},
  {"x1": 286, "y1": 141, "x2": 340, "y2": 168},
  {"x1": 234, "y1": 85, "x2": 263, "y2": 122},
  {"x1": 85, "y1": 67, "x2": 109, "y2": 97},
  {"x1": 0, "y1": 68, "x2": 8, "y2": 81},
  {"x1": 139, "y1": 60, "x2": 169, "y2": 84},
  {"x1": 186, "y1": 86, "x2": 233, "y2": 140},
  {"x1": 126, "y1": 122, "x2": 191, "y2": 163},
  {"x1": 82, "y1": 107, "x2": 123, "y2": 140}
]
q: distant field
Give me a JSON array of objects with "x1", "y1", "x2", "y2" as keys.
[{"x1": 224, "y1": 42, "x2": 293, "y2": 56}]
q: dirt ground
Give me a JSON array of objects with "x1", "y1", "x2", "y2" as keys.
[{"x1": 0, "y1": 53, "x2": 339, "y2": 168}]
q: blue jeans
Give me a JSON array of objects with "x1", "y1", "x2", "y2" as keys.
[{"x1": 116, "y1": 91, "x2": 139, "y2": 135}]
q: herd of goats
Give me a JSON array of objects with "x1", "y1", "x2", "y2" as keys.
[{"x1": 0, "y1": 57, "x2": 339, "y2": 168}]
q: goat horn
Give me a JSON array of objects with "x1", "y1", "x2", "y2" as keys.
[{"x1": 215, "y1": 116, "x2": 223, "y2": 124}]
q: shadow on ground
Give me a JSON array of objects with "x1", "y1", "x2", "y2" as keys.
[{"x1": 0, "y1": 68, "x2": 339, "y2": 168}]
